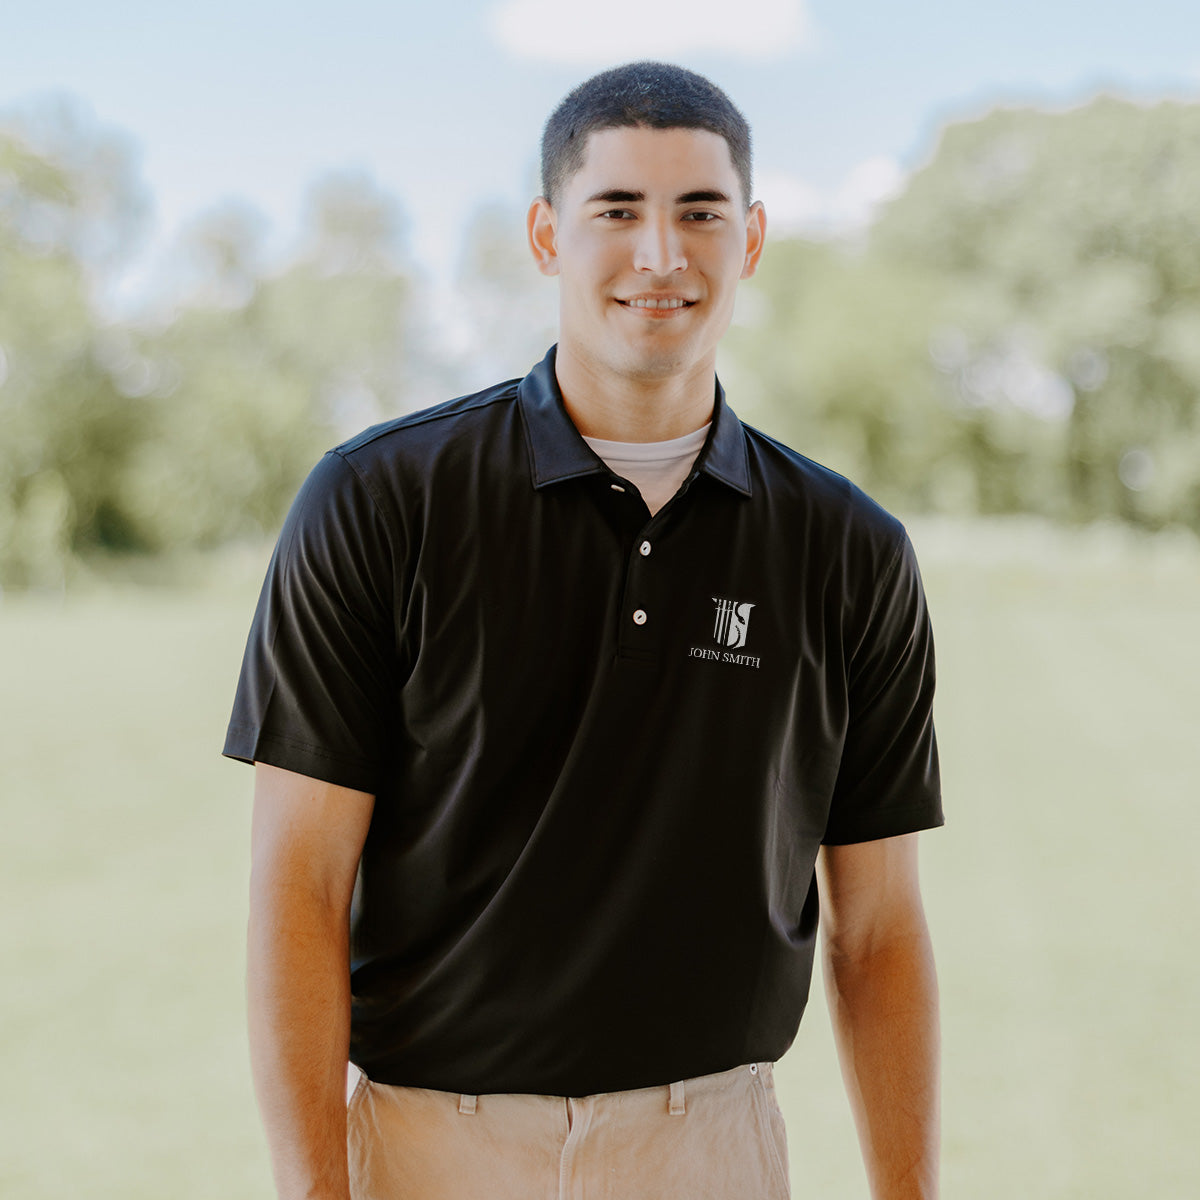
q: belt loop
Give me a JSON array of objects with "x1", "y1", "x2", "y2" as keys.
[
  {"x1": 668, "y1": 1080, "x2": 686, "y2": 1116},
  {"x1": 458, "y1": 1094, "x2": 478, "y2": 1115}
]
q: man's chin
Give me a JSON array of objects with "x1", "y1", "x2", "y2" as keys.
[
  {"x1": 560, "y1": 330, "x2": 713, "y2": 386},
  {"x1": 613, "y1": 336, "x2": 703, "y2": 381},
  {"x1": 617, "y1": 353, "x2": 692, "y2": 384}
]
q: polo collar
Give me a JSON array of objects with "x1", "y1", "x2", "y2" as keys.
[{"x1": 518, "y1": 345, "x2": 752, "y2": 497}]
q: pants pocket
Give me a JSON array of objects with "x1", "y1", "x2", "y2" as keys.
[{"x1": 750, "y1": 1064, "x2": 791, "y2": 1199}]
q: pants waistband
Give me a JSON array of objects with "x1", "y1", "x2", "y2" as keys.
[{"x1": 449, "y1": 1062, "x2": 771, "y2": 1118}]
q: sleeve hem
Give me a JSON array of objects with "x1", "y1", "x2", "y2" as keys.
[
  {"x1": 821, "y1": 803, "x2": 944, "y2": 847},
  {"x1": 222, "y1": 725, "x2": 379, "y2": 795}
]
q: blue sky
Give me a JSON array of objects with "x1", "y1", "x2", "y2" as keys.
[{"x1": 4, "y1": 0, "x2": 1198, "y2": 300}]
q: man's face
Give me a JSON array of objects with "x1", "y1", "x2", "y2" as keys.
[{"x1": 528, "y1": 126, "x2": 766, "y2": 390}]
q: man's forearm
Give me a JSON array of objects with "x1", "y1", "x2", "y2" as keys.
[
  {"x1": 823, "y1": 923, "x2": 940, "y2": 1200},
  {"x1": 247, "y1": 882, "x2": 353, "y2": 1200}
]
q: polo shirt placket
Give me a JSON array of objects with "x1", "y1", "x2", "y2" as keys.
[
  {"x1": 520, "y1": 355, "x2": 754, "y2": 675},
  {"x1": 608, "y1": 476, "x2": 692, "y2": 664}
]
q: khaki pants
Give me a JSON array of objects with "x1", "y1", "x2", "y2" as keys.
[{"x1": 347, "y1": 1061, "x2": 791, "y2": 1199}]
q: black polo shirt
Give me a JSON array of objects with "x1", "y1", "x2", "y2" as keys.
[{"x1": 225, "y1": 345, "x2": 942, "y2": 1097}]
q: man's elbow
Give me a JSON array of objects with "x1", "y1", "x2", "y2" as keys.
[{"x1": 822, "y1": 902, "x2": 935, "y2": 981}]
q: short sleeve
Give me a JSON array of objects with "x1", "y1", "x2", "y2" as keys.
[
  {"x1": 222, "y1": 450, "x2": 398, "y2": 794},
  {"x1": 823, "y1": 530, "x2": 943, "y2": 845}
]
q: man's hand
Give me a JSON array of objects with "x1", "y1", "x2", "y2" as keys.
[
  {"x1": 247, "y1": 763, "x2": 375, "y2": 1200},
  {"x1": 817, "y1": 833, "x2": 940, "y2": 1200}
]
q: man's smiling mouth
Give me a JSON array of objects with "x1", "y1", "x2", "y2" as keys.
[{"x1": 617, "y1": 297, "x2": 696, "y2": 310}]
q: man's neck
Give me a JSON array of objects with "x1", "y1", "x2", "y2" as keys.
[{"x1": 553, "y1": 343, "x2": 716, "y2": 443}]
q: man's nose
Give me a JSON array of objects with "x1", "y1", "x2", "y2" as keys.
[{"x1": 633, "y1": 215, "x2": 687, "y2": 274}]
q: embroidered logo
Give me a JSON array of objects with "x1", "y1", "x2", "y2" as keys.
[
  {"x1": 687, "y1": 597, "x2": 761, "y2": 669},
  {"x1": 712, "y1": 597, "x2": 755, "y2": 649}
]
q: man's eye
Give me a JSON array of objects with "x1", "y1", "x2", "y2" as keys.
[
  {"x1": 600, "y1": 209, "x2": 635, "y2": 220},
  {"x1": 684, "y1": 211, "x2": 719, "y2": 222}
]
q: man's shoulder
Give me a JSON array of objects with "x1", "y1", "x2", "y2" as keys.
[
  {"x1": 334, "y1": 375, "x2": 523, "y2": 464},
  {"x1": 285, "y1": 376, "x2": 530, "y2": 528},
  {"x1": 741, "y1": 422, "x2": 907, "y2": 549}
]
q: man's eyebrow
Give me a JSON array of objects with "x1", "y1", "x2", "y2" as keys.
[
  {"x1": 585, "y1": 189, "x2": 645, "y2": 204},
  {"x1": 582, "y1": 189, "x2": 734, "y2": 205},
  {"x1": 677, "y1": 190, "x2": 733, "y2": 204}
]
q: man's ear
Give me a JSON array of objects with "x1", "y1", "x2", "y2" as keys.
[
  {"x1": 527, "y1": 196, "x2": 560, "y2": 277},
  {"x1": 740, "y1": 200, "x2": 767, "y2": 280}
]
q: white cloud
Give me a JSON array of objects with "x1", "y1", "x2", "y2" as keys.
[
  {"x1": 488, "y1": 0, "x2": 814, "y2": 65},
  {"x1": 832, "y1": 156, "x2": 905, "y2": 229},
  {"x1": 754, "y1": 169, "x2": 825, "y2": 231},
  {"x1": 756, "y1": 157, "x2": 905, "y2": 238}
]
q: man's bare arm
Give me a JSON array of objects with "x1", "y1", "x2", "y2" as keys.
[
  {"x1": 247, "y1": 763, "x2": 375, "y2": 1200},
  {"x1": 817, "y1": 832, "x2": 940, "y2": 1200}
]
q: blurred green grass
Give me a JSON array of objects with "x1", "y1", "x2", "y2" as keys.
[{"x1": 1, "y1": 520, "x2": 1197, "y2": 1199}]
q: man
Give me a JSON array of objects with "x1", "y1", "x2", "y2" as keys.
[{"x1": 226, "y1": 62, "x2": 943, "y2": 1200}]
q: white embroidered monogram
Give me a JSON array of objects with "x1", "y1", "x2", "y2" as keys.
[
  {"x1": 687, "y1": 596, "x2": 762, "y2": 669},
  {"x1": 712, "y1": 597, "x2": 755, "y2": 648}
]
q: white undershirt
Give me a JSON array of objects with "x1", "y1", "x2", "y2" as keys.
[{"x1": 583, "y1": 423, "x2": 711, "y2": 516}]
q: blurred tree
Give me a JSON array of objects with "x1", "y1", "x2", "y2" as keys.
[
  {"x1": 0, "y1": 95, "x2": 148, "y2": 276},
  {"x1": 452, "y1": 200, "x2": 558, "y2": 392},
  {"x1": 720, "y1": 238, "x2": 962, "y2": 514},
  {"x1": 123, "y1": 172, "x2": 426, "y2": 550},
  {"x1": 0, "y1": 102, "x2": 153, "y2": 589},
  {"x1": 869, "y1": 96, "x2": 1200, "y2": 529},
  {"x1": 0, "y1": 122, "x2": 429, "y2": 586},
  {"x1": 727, "y1": 96, "x2": 1200, "y2": 531}
]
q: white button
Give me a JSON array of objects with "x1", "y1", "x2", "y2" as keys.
[
  {"x1": 749, "y1": 1064, "x2": 759, "y2": 1075},
  {"x1": 639, "y1": 541, "x2": 652, "y2": 556},
  {"x1": 632, "y1": 609, "x2": 648, "y2": 625}
]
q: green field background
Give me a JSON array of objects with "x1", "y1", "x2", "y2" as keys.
[{"x1": 2, "y1": 518, "x2": 1197, "y2": 1198}]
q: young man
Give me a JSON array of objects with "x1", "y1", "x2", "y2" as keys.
[{"x1": 226, "y1": 62, "x2": 943, "y2": 1200}]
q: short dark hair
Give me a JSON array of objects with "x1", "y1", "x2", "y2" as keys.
[{"x1": 540, "y1": 62, "x2": 753, "y2": 208}]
